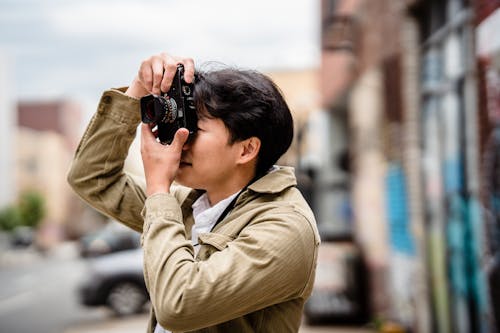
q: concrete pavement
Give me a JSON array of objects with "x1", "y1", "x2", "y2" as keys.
[
  {"x1": 64, "y1": 313, "x2": 376, "y2": 333},
  {"x1": 0, "y1": 242, "x2": 376, "y2": 333}
]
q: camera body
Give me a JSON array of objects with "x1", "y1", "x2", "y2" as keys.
[{"x1": 140, "y1": 64, "x2": 197, "y2": 144}]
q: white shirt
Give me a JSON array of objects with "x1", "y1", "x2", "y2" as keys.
[
  {"x1": 154, "y1": 190, "x2": 241, "y2": 333},
  {"x1": 191, "y1": 191, "x2": 240, "y2": 255}
]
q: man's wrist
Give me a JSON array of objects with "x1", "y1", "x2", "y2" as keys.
[
  {"x1": 146, "y1": 185, "x2": 170, "y2": 197},
  {"x1": 126, "y1": 78, "x2": 149, "y2": 98}
]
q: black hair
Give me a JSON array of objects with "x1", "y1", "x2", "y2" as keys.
[{"x1": 193, "y1": 67, "x2": 294, "y2": 177}]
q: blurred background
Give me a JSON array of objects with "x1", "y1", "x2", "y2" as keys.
[{"x1": 1, "y1": 0, "x2": 500, "y2": 332}]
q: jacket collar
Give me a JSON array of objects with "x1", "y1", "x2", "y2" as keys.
[{"x1": 247, "y1": 166, "x2": 297, "y2": 194}]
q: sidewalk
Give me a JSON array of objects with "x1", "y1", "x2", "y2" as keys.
[
  {"x1": 64, "y1": 314, "x2": 376, "y2": 333},
  {"x1": 64, "y1": 314, "x2": 148, "y2": 333}
]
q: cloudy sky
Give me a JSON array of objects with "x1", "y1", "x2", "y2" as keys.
[{"x1": 0, "y1": 0, "x2": 320, "y2": 121}]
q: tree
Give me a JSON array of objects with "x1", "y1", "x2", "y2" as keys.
[
  {"x1": 0, "y1": 206, "x2": 22, "y2": 231},
  {"x1": 18, "y1": 191, "x2": 46, "y2": 228},
  {"x1": 0, "y1": 190, "x2": 46, "y2": 231}
]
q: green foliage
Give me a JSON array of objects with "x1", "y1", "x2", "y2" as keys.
[
  {"x1": 18, "y1": 191, "x2": 45, "y2": 228},
  {"x1": 0, "y1": 190, "x2": 46, "y2": 231},
  {"x1": 0, "y1": 206, "x2": 22, "y2": 231}
]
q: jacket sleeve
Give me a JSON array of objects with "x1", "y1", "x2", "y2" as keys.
[
  {"x1": 141, "y1": 193, "x2": 318, "y2": 332},
  {"x1": 67, "y1": 88, "x2": 147, "y2": 232}
]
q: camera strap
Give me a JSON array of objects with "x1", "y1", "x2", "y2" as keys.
[
  {"x1": 209, "y1": 190, "x2": 244, "y2": 232},
  {"x1": 209, "y1": 173, "x2": 264, "y2": 232}
]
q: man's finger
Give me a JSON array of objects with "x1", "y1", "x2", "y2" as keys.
[
  {"x1": 160, "y1": 60, "x2": 178, "y2": 93},
  {"x1": 170, "y1": 128, "x2": 189, "y2": 153},
  {"x1": 151, "y1": 57, "x2": 164, "y2": 95},
  {"x1": 182, "y1": 58, "x2": 196, "y2": 83},
  {"x1": 138, "y1": 62, "x2": 153, "y2": 93}
]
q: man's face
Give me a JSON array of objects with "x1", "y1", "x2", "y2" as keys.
[{"x1": 176, "y1": 116, "x2": 242, "y2": 195}]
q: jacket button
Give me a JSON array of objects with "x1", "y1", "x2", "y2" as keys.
[{"x1": 102, "y1": 95, "x2": 112, "y2": 104}]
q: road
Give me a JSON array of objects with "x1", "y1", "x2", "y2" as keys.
[
  {"x1": 0, "y1": 242, "x2": 106, "y2": 333},
  {"x1": 0, "y1": 241, "x2": 375, "y2": 333},
  {"x1": 65, "y1": 313, "x2": 376, "y2": 333}
]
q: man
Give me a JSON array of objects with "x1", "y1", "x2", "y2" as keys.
[{"x1": 68, "y1": 52, "x2": 320, "y2": 333}]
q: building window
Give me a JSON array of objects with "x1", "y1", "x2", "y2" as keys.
[{"x1": 321, "y1": 0, "x2": 358, "y2": 52}]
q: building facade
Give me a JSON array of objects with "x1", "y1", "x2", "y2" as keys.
[
  {"x1": 16, "y1": 100, "x2": 84, "y2": 246},
  {"x1": 317, "y1": 0, "x2": 498, "y2": 332}
]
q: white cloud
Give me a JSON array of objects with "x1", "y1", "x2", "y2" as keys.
[
  {"x1": 47, "y1": 0, "x2": 315, "y2": 37},
  {"x1": 0, "y1": 0, "x2": 320, "y2": 120},
  {"x1": 45, "y1": 0, "x2": 319, "y2": 67}
]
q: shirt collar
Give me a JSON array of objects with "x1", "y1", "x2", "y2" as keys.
[{"x1": 192, "y1": 191, "x2": 241, "y2": 226}]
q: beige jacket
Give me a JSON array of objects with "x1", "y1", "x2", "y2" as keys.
[{"x1": 67, "y1": 88, "x2": 320, "y2": 333}]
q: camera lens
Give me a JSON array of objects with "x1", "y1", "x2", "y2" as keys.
[
  {"x1": 162, "y1": 97, "x2": 178, "y2": 122},
  {"x1": 144, "y1": 103, "x2": 156, "y2": 123},
  {"x1": 140, "y1": 95, "x2": 165, "y2": 124},
  {"x1": 141, "y1": 99, "x2": 158, "y2": 124}
]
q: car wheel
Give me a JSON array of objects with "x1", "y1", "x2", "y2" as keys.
[{"x1": 107, "y1": 281, "x2": 147, "y2": 316}]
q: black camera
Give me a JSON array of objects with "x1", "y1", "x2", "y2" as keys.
[{"x1": 140, "y1": 64, "x2": 197, "y2": 144}]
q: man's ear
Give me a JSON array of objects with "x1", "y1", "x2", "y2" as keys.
[{"x1": 237, "y1": 137, "x2": 261, "y2": 164}]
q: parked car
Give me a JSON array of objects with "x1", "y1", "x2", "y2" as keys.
[
  {"x1": 10, "y1": 226, "x2": 35, "y2": 247},
  {"x1": 78, "y1": 248, "x2": 149, "y2": 316},
  {"x1": 79, "y1": 220, "x2": 141, "y2": 257}
]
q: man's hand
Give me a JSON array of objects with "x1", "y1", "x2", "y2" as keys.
[
  {"x1": 126, "y1": 52, "x2": 195, "y2": 98},
  {"x1": 141, "y1": 124, "x2": 190, "y2": 197}
]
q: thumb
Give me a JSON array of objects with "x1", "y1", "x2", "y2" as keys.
[
  {"x1": 170, "y1": 128, "x2": 190, "y2": 152},
  {"x1": 140, "y1": 123, "x2": 157, "y2": 147}
]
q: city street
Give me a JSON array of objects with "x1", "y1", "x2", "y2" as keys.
[
  {"x1": 64, "y1": 313, "x2": 375, "y2": 333},
  {"x1": 0, "y1": 242, "x2": 102, "y2": 333},
  {"x1": 0, "y1": 241, "x2": 375, "y2": 333}
]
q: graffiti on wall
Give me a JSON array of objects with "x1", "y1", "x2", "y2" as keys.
[{"x1": 385, "y1": 163, "x2": 417, "y2": 326}]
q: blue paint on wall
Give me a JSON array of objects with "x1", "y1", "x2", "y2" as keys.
[
  {"x1": 385, "y1": 163, "x2": 415, "y2": 255},
  {"x1": 443, "y1": 158, "x2": 464, "y2": 193}
]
